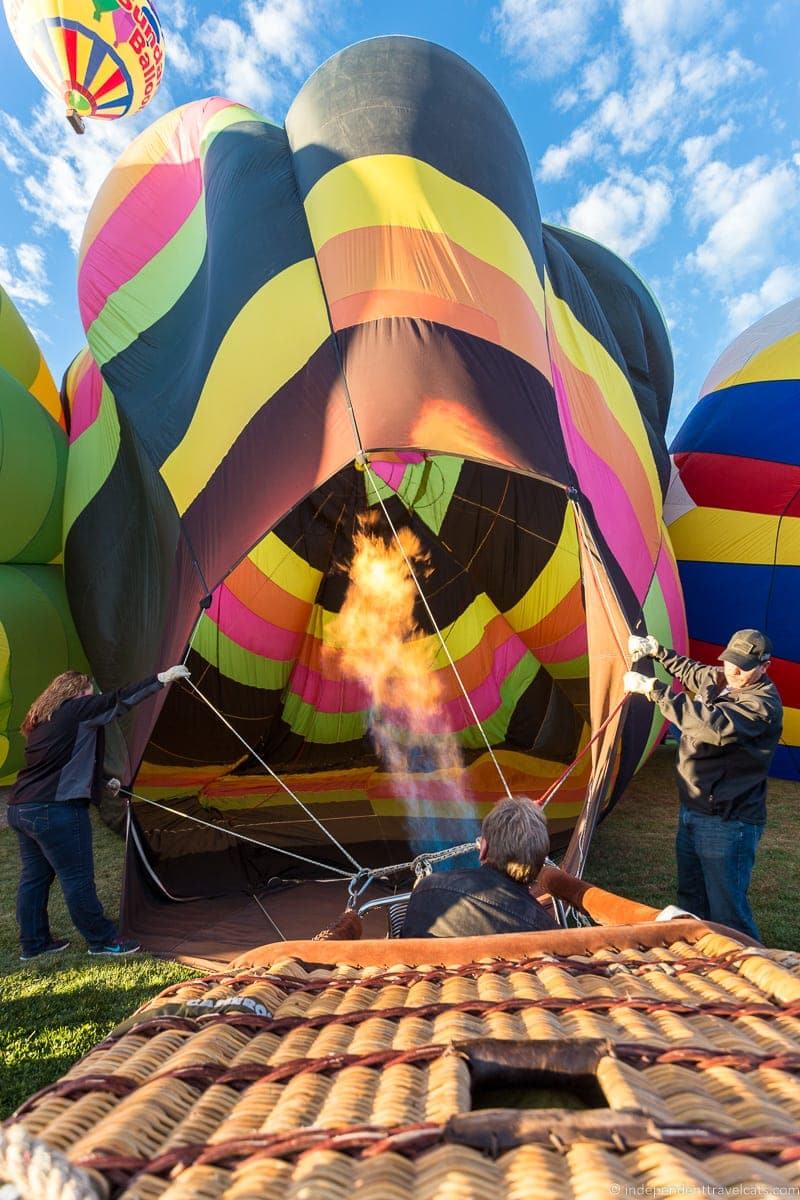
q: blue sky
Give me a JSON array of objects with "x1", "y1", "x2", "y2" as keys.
[{"x1": 0, "y1": 0, "x2": 798, "y2": 436}]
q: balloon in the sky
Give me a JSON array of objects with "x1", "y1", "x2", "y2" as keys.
[
  {"x1": 63, "y1": 39, "x2": 685, "y2": 905},
  {"x1": 0, "y1": 286, "x2": 87, "y2": 779},
  {"x1": 668, "y1": 297, "x2": 800, "y2": 778},
  {"x1": 3, "y1": 0, "x2": 164, "y2": 130}
]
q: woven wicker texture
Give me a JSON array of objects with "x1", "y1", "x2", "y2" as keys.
[{"x1": 7, "y1": 931, "x2": 800, "y2": 1198}]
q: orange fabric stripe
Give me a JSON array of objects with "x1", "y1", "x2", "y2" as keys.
[
  {"x1": 316, "y1": 225, "x2": 549, "y2": 370},
  {"x1": 224, "y1": 556, "x2": 314, "y2": 630},
  {"x1": 519, "y1": 579, "x2": 585, "y2": 650}
]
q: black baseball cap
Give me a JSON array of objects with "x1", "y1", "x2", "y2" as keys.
[{"x1": 719, "y1": 629, "x2": 772, "y2": 670}]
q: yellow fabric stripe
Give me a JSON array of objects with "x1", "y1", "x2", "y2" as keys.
[
  {"x1": 28, "y1": 356, "x2": 60, "y2": 425},
  {"x1": 781, "y1": 707, "x2": 800, "y2": 746},
  {"x1": 546, "y1": 284, "x2": 663, "y2": 517},
  {"x1": 669, "y1": 506, "x2": 800, "y2": 565},
  {"x1": 161, "y1": 258, "x2": 331, "y2": 514},
  {"x1": 505, "y1": 504, "x2": 581, "y2": 631},
  {"x1": 715, "y1": 330, "x2": 800, "y2": 391},
  {"x1": 303, "y1": 154, "x2": 546, "y2": 325},
  {"x1": 248, "y1": 531, "x2": 323, "y2": 600}
]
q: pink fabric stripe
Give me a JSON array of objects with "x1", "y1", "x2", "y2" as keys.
[
  {"x1": 79, "y1": 99, "x2": 233, "y2": 330},
  {"x1": 437, "y1": 636, "x2": 528, "y2": 732},
  {"x1": 656, "y1": 541, "x2": 689, "y2": 652},
  {"x1": 553, "y1": 363, "x2": 654, "y2": 602},
  {"x1": 534, "y1": 623, "x2": 587, "y2": 664},
  {"x1": 287, "y1": 633, "x2": 528, "y2": 730},
  {"x1": 210, "y1": 586, "x2": 304, "y2": 661},
  {"x1": 372, "y1": 460, "x2": 407, "y2": 491},
  {"x1": 69, "y1": 357, "x2": 103, "y2": 442}
]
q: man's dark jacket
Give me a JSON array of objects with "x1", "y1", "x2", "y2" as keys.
[
  {"x1": 400, "y1": 865, "x2": 557, "y2": 938},
  {"x1": 650, "y1": 648, "x2": 782, "y2": 824},
  {"x1": 10, "y1": 677, "x2": 162, "y2": 807}
]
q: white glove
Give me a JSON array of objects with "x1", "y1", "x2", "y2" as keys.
[
  {"x1": 106, "y1": 777, "x2": 121, "y2": 797},
  {"x1": 628, "y1": 634, "x2": 660, "y2": 659},
  {"x1": 157, "y1": 664, "x2": 191, "y2": 685},
  {"x1": 623, "y1": 671, "x2": 659, "y2": 700}
]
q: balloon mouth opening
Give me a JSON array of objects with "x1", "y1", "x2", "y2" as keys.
[{"x1": 66, "y1": 90, "x2": 92, "y2": 114}]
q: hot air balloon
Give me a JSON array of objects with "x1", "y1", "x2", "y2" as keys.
[
  {"x1": 667, "y1": 296, "x2": 800, "y2": 779},
  {"x1": 61, "y1": 40, "x2": 685, "y2": 955},
  {"x1": 0, "y1": 285, "x2": 87, "y2": 780},
  {"x1": 3, "y1": 0, "x2": 164, "y2": 132}
]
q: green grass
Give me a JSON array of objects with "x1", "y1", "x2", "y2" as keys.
[
  {"x1": 0, "y1": 806, "x2": 197, "y2": 1117},
  {"x1": 1, "y1": 746, "x2": 797, "y2": 1117},
  {"x1": 586, "y1": 745, "x2": 799, "y2": 951}
]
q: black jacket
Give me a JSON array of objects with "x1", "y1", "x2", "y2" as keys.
[
  {"x1": 10, "y1": 677, "x2": 162, "y2": 806},
  {"x1": 651, "y1": 648, "x2": 782, "y2": 823},
  {"x1": 400, "y1": 865, "x2": 557, "y2": 938}
]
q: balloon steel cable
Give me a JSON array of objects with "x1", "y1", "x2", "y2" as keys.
[{"x1": 179, "y1": 676, "x2": 364, "y2": 871}]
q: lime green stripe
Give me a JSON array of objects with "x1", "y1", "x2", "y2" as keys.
[
  {"x1": 63, "y1": 382, "x2": 120, "y2": 537},
  {"x1": 364, "y1": 455, "x2": 463, "y2": 538},
  {"x1": 192, "y1": 618, "x2": 291, "y2": 691},
  {"x1": 89, "y1": 201, "x2": 207, "y2": 366},
  {"x1": 461, "y1": 653, "x2": 540, "y2": 749},
  {"x1": 547, "y1": 652, "x2": 588, "y2": 680},
  {"x1": 281, "y1": 691, "x2": 367, "y2": 744},
  {"x1": 88, "y1": 107, "x2": 274, "y2": 365}
]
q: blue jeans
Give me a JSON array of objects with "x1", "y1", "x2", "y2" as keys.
[
  {"x1": 676, "y1": 805, "x2": 764, "y2": 941},
  {"x1": 8, "y1": 802, "x2": 118, "y2": 955}
]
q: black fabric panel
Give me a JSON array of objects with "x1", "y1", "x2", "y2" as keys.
[
  {"x1": 340, "y1": 318, "x2": 569, "y2": 487},
  {"x1": 439, "y1": 462, "x2": 569, "y2": 613},
  {"x1": 286, "y1": 36, "x2": 545, "y2": 280},
  {"x1": 102, "y1": 120, "x2": 316, "y2": 467},
  {"x1": 531, "y1": 680, "x2": 586, "y2": 763},
  {"x1": 64, "y1": 407, "x2": 182, "y2": 689},
  {"x1": 542, "y1": 227, "x2": 672, "y2": 497},
  {"x1": 505, "y1": 668, "x2": 553, "y2": 750}
]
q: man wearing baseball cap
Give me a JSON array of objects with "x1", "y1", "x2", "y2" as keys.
[{"x1": 623, "y1": 629, "x2": 782, "y2": 941}]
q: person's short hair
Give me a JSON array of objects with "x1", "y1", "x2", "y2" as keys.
[{"x1": 481, "y1": 795, "x2": 550, "y2": 884}]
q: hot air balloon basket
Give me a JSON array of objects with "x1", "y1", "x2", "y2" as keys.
[{"x1": 5, "y1": 919, "x2": 800, "y2": 1200}]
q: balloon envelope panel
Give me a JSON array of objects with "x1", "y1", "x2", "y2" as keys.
[
  {"x1": 669, "y1": 297, "x2": 800, "y2": 778},
  {"x1": 3, "y1": 0, "x2": 164, "y2": 120},
  {"x1": 65, "y1": 39, "x2": 683, "y2": 892}
]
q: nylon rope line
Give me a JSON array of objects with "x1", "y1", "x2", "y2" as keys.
[
  {"x1": 536, "y1": 694, "x2": 627, "y2": 810},
  {"x1": 250, "y1": 891, "x2": 286, "y2": 941},
  {"x1": 124, "y1": 787, "x2": 355, "y2": 878},
  {"x1": 359, "y1": 457, "x2": 514, "y2": 802},
  {"x1": 181, "y1": 677, "x2": 363, "y2": 871}
]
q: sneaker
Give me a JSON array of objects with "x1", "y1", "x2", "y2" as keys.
[
  {"x1": 88, "y1": 939, "x2": 141, "y2": 957},
  {"x1": 19, "y1": 938, "x2": 70, "y2": 962}
]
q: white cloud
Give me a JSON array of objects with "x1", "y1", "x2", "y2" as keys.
[
  {"x1": 166, "y1": 30, "x2": 201, "y2": 79},
  {"x1": 197, "y1": 0, "x2": 338, "y2": 112},
  {"x1": 726, "y1": 265, "x2": 800, "y2": 332},
  {"x1": 618, "y1": 0, "x2": 724, "y2": 64},
  {"x1": 492, "y1": 0, "x2": 602, "y2": 77},
  {"x1": 198, "y1": 16, "x2": 273, "y2": 108},
  {"x1": 688, "y1": 156, "x2": 800, "y2": 285},
  {"x1": 566, "y1": 168, "x2": 672, "y2": 257},
  {"x1": 0, "y1": 242, "x2": 50, "y2": 308},
  {"x1": 0, "y1": 140, "x2": 22, "y2": 174},
  {"x1": 539, "y1": 123, "x2": 600, "y2": 181},
  {"x1": 581, "y1": 51, "x2": 618, "y2": 100},
  {"x1": 678, "y1": 46, "x2": 758, "y2": 100},
  {"x1": 681, "y1": 120, "x2": 736, "y2": 173},
  {"x1": 0, "y1": 92, "x2": 173, "y2": 252}
]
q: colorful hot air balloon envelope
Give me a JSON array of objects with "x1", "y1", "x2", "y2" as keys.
[
  {"x1": 2, "y1": 0, "x2": 164, "y2": 130},
  {"x1": 64, "y1": 40, "x2": 685, "y2": 919},
  {"x1": 667, "y1": 297, "x2": 800, "y2": 779}
]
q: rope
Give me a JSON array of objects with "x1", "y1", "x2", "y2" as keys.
[
  {"x1": 0, "y1": 1125, "x2": 100, "y2": 1200},
  {"x1": 361, "y1": 457, "x2": 514, "y2": 801},
  {"x1": 537, "y1": 695, "x2": 628, "y2": 810},
  {"x1": 124, "y1": 788, "x2": 354, "y2": 879},
  {"x1": 183, "y1": 678, "x2": 362, "y2": 871}
]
